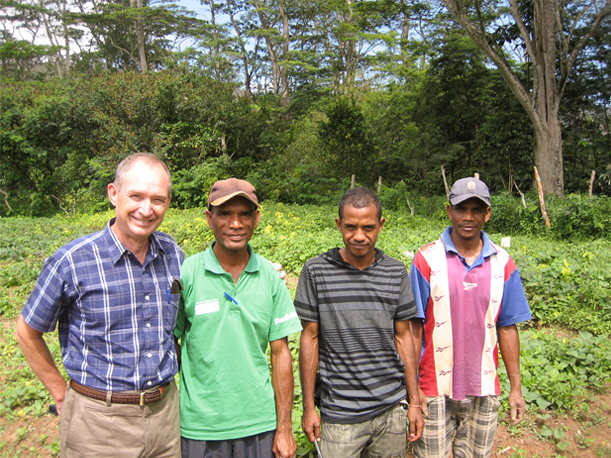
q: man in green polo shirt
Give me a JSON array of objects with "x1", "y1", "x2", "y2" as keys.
[{"x1": 175, "y1": 178, "x2": 302, "y2": 458}]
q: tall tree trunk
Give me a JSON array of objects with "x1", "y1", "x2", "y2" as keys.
[
  {"x1": 278, "y1": 0, "x2": 289, "y2": 105},
  {"x1": 61, "y1": 0, "x2": 70, "y2": 76},
  {"x1": 255, "y1": 3, "x2": 280, "y2": 96},
  {"x1": 400, "y1": 0, "x2": 410, "y2": 67},
  {"x1": 226, "y1": 0, "x2": 253, "y2": 97},
  {"x1": 38, "y1": 0, "x2": 63, "y2": 77},
  {"x1": 208, "y1": 0, "x2": 221, "y2": 80},
  {"x1": 532, "y1": 0, "x2": 563, "y2": 194},
  {"x1": 132, "y1": 0, "x2": 147, "y2": 72},
  {"x1": 344, "y1": 0, "x2": 357, "y2": 87},
  {"x1": 534, "y1": 113, "x2": 564, "y2": 196}
]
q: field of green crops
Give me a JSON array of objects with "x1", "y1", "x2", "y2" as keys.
[{"x1": 1, "y1": 204, "x2": 610, "y2": 457}]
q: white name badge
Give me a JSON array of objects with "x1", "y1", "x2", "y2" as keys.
[{"x1": 195, "y1": 299, "x2": 220, "y2": 315}]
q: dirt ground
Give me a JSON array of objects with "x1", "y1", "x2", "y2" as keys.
[{"x1": 1, "y1": 391, "x2": 610, "y2": 458}]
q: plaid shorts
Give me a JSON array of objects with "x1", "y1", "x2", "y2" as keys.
[{"x1": 412, "y1": 395, "x2": 500, "y2": 458}]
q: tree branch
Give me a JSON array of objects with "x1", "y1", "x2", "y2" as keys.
[
  {"x1": 0, "y1": 189, "x2": 12, "y2": 211},
  {"x1": 50, "y1": 195, "x2": 70, "y2": 216}
]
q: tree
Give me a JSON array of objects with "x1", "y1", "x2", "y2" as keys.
[
  {"x1": 0, "y1": 0, "x2": 78, "y2": 77},
  {"x1": 440, "y1": 0, "x2": 611, "y2": 195},
  {"x1": 74, "y1": 0, "x2": 201, "y2": 71}
]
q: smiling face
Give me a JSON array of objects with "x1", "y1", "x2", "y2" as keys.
[
  {"x1": 336, "y1": 203, "x2": 384, "y2": 269},
  {"x1": 206, "y1": 196, "x2": 260, "y2": 256},
  {"x1": 446, "y1": 197, "x2": 491, "y2": 244},
  {"x1": 107, "y1": 159, "x2": 171, "y2": 248}
]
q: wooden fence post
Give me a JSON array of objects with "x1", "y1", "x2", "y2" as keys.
[
  {"x1": 513, "y1": 180, "x2": 527, "y2": 208},
  {"x1": 533, "y1": 166, "x2": 551, "y2": 228},
  {"x1": 441, "y1": 166, "x2": 450, "y2": 200},
  {"x1": 589, "y1": 170, "x2": 596, "y2": 198},
  {"x1": 406, "y1": 197, "x2": 415, "y2": 216},
  {"x1": 350, "y1": 174, "x2": 355, "y2": 188},
  {"x1": 377, "y1": 176, "x2": 382, "y2": 194}
]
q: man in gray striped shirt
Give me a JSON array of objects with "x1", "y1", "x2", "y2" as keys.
[{"x1": 295, "y1": 187, "x2": 424, "y2": 458}]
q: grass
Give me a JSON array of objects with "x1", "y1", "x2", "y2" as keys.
[{"x1": 1, "y1": 206, "x2": 611, "y2": 457}]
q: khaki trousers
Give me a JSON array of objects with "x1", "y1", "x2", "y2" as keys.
[
  {"x1": 320, "y1": 403, "x2": 408, "y2": 458},
  {"x1": 60, "y1": 380, "x2": 180, "y2": 458}
]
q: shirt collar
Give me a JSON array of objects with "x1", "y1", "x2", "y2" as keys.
[
  {"x1": 204, "y1": 243, "x2": 259, "y2": 274},
  {"x1": 104, "y1": 218, "x2": 163, "y2": 265},
  {"x1": 440, "y1": 227, "x2": 497, "y2": 265},
  {"x1": 327, "y1": 247, "x2": 385, "y2": 270}
]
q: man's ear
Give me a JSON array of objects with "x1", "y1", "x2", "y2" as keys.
[
  {"x1": 205, "y1": 208, "x2": 213, "y2": 229},
  {"x1": 378, "y1": 217, "x2": 385, "y2": 232},
  {"x1": 335, "y1": 217, "x2": 342, "y2": 231},
  {"x1": 107, "y1": 183, "x2": 118, "y2": 207},
  {"x1": 254, "y1": 209, "x2": 261, "y2": 229}
]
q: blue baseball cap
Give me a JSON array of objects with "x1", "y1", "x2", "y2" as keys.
[{"x1": 449, "y1": 178, "x2": 491, "y2": 207}]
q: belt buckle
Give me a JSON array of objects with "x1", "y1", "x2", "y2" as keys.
[{"x1": 140, "y1": 392, "x2": 146, "y2": 407}]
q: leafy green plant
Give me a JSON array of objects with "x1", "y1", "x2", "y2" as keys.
[
  {"x1": 499, "y1": 329, "x2": 611, "y2": 412},
  {"x1": 539, "y1": 424, "x2": 569, "y2": 451}
]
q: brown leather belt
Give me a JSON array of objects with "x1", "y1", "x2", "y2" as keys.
[{"x1": 70, "y1": 380, "x2": 169, "y2": 406}]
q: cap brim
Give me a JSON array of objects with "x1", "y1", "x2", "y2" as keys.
[
  {"x1": 209, "y1": 191, "x2": 261, "y2": 208},
  {"x1": 449, "y1": 194, "x2": 491, "y2": 207}
]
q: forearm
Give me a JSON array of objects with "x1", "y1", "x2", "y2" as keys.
[
  {"x1": 409, "y1": 318, "x2": 423, "y2": 364},
  {"x1": 498, "y1": 325, "x2": 522, "y2": 392},
  {"x1": 15, "y1": 315, "x2": 66, "y2": 402},
  {"x1": 299, "y1": 325, "x2": 319, "y2": 412},
  {"x1": 395, "y1": 321, "x2": 420, "y2": 404},
  {"x1": 270, "y1": 338, "x2": 294, "y2": 432}
]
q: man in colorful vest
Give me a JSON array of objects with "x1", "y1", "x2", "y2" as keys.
[{"x1": 409, "y1": 177, "x2": 532, "y2": 458}]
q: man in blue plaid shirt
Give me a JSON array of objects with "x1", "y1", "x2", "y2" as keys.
[{"x1": 16, "y1": 153, "x2": 184, "y2": 457}]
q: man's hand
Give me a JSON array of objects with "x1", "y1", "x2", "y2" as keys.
[
  {"x1": 54, "y1": 392, "x2": 66, "y2": 416},
  {"x1": 272, "y1": 427, "x2": 297, "y2": 458},
  {"x1": 407, "y1": 406, "x2": 424, "y2": 442},
  {"x1": 418, "y1": 386, "x2": 428, "y2": 417},
  {"x1": 302, "y1": 408, "x2": 321, "y2": 444},
  {"x1": 498, "y1": 325, "x2": 526, "y2": 425},
  {"x1": 273, "y1": 263, "x2": 287, "y2": 281},
  {"x1": 507, "y1": 389, "x2": 526, "y2": 425}
]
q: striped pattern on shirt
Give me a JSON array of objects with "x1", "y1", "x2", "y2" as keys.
[
  {"x1": 294, "y1": 248, "x2": 417, "y2": 424},
  {"x1": 22, "y1": 219, "x2": 184, "y2": 391}
]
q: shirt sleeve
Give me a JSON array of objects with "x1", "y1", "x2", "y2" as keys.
[
  {"x1": 22, "y1": 253, "x2": 71, "y2": 333},
  {"x1": 174, "y1": 296, "x2": 186, "y2": 340},
  {"x1": 293, "y1": 262, "x2": 320, "y2": 323},
  {"x1": 268, "y1": 263, "x2": 302, "y2": 342},
  {"x1": 174, "y1": 254, "x2": 193, "y2": 340},
  {"x1": 408, "y1": 252, "x2": 430, "y2": 320},
  {"x1": 497, "y1": 257, "x2": 532, "y2": 327},
  {"x1": 395, "y1": 266, "x2": 418, "y2": 321}
]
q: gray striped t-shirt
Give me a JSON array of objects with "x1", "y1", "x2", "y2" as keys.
[{"x1": 294, "y1": 248, "x2": 417, "y2": 424}]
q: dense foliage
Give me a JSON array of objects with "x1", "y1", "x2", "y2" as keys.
[{"x1": 1, "y1": 1, "x2": 610, "y2": 216}]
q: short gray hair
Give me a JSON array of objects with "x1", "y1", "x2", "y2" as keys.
[{"x1": 114, "y1": 153, "x2": 171, "y2": 192}]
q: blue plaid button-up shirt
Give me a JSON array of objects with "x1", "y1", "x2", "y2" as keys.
[{"x1": 22, "y1": 219, "x2": 184, "y2": 391}]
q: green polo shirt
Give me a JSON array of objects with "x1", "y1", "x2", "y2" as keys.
[{"x1": 175, "y1": 244, "x2": 302, "y2": 441}]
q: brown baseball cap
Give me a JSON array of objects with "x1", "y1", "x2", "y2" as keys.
[{"x1": 208, "y1": 178, "x2": 260, "y2": 208}]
